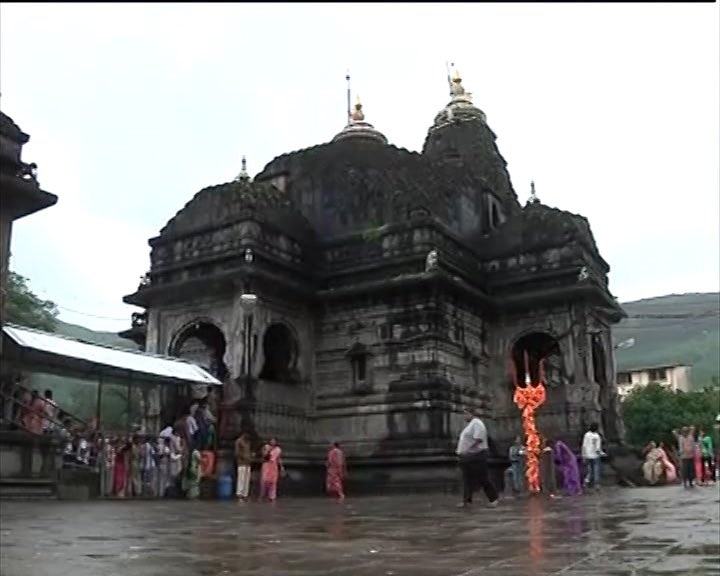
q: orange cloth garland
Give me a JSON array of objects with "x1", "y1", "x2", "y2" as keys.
[{"x1": 512, "y1": 352, "x2": 547, "y2": 494}]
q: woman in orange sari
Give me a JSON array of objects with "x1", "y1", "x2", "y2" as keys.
[
  {"x1": 325, "y1": 442, "x2": 347, "y2": 501},
  {"x1": 260, "y1": 438, "x2": 283, "y2": 502}
]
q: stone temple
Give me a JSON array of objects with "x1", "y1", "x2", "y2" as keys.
[{"x1": 123, "y1": 70, "x2": 625, "y2": 490}]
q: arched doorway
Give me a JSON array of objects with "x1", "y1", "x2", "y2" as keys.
[
  {"x1": 259, "y1": 323, "x2": 298, "y2": 382},
  {"x1": 171, "y1": 321, "x2": 229, "y2": 381},
  {"x1": 511, "y1": 331, "x2": 562, "y2": 387}
]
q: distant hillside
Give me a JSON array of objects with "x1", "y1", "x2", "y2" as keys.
[
  {"x1": 613, "y1": 293, "x2": 720, "y2": 389},
  {"x1": 54, "y1": 320, "x2": 137, "y2": 350}
]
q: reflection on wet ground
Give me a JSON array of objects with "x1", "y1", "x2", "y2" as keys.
[{"x1": 0, "y1": 486, "x2": 718, "y2": 575}]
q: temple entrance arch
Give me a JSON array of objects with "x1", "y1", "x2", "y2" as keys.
[
  {"x1": 511, "y1": 331, "x2": 562, "y2": 387},
  {"x1": 170, "y1": 320, "x2": 229, "y2": 382},
  {"x1": 259, "y1": 323, "x2": 299, "y2": 382}
]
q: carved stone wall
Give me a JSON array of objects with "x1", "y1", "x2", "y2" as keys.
[{"x1": 311, "y1": 288, "x2": 493, "y2": 459}]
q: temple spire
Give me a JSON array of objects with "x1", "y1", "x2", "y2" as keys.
[
  {"x1": 528, "y1": 181, "x2": 540, "y2": 205},
  {"x1": 235, "y1": 155, "x2": 249, "y2": 182},
  {"x1": 445, "y1": 61, "x2": 454, "y2": 96},
  {"x1": 346, "y1": 71, "x2": 352, "y2": 125}
]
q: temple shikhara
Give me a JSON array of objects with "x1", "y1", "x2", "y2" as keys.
[{"x1": 122, "y1": 69, "x2": 625, "y2": 490}]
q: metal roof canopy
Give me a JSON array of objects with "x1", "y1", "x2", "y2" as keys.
[{"x1": 2, "y1": 325, "x2": 222, "y2": 387}]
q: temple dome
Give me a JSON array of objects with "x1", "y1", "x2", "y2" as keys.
[
  {"x1": 427, "y1": 69, "x2": 487, "y2": 136},
  {"x1": 332, "y1": 95, "x2": 388, "y2": 145},
  {"x1": 157, "y1": 178, "x2": 314, "y2": 243}
]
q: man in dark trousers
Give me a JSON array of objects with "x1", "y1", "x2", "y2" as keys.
[{"x1": 456, "y1": 407, "x2": 499, "y2": 508}]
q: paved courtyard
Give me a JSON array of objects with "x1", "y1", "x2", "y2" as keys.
[{"x1": 1, "y1": 487, "x2": 718, "y2": 576}]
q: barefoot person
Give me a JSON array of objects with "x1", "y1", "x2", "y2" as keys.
[
  {"x1": 456, "y1": 408, "x2": 499, "y2": 508},
  {"x1": 234, "y1": 432, "x2": 252, "y2": 501},
  {"x1": 539, "y1": 436, "x2": 560, "y2": 499},
  {"x1": 260, "y1": 438, "x2": 283, "y2": 503},
  {"x1": 673, "y1": 427, "x2": 696, "y2": 488},
  {"x1": 325, "y1": 442, "x2": 347, "y2": 501}
]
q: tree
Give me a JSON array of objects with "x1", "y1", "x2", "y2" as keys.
[
  {"x1": 622, "y1": 383, "x2": 720, "y2": 447},
  {"x1": 5, "y1": 271, "x2": 58, "y2": 331}
]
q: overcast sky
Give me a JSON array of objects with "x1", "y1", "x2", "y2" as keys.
[{"x1": 1, "y1": 3, "x2": 718, "y2": 332}]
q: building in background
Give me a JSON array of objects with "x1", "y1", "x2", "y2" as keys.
[
  {"x1": 616, "y1": 363, "x2": 692, "y2": 399},
  {"x1": 0, "y1": 111, "x2": 57, "y2": 354}
]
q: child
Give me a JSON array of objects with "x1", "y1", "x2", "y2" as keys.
[{"x1": 508, "y1": 435, "x2": 526, "y2": 494}]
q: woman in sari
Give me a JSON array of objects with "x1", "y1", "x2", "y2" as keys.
[
  {"x1": 22, "y1": 390, "x2": 45, "y2": 435},
  {"x1": 642, "y1": 442, "x2": 665, "y2": 485},
  {"x1": 260, "y1": 438, "x2": 283, "y2": 502},
  {"x1": 657, "y1": 442, "x2": 677, "y2": 483},
  {"x1": 169, "y1": 431, "x2": 184, "y2": 493},
  {"x1": 554, "y1": 439, "x2": 582, "y2": 496},
  {"x1": 101, "y1": 437, "x2": 116, "y2": 497},
  {"x1": 156, "y1": 437, "x2": 172, "y2": 497},
  {"x1": 642, "y1": 441, "x2": 677, "y2": 484},
  {"x1": 182, "y1": 447, "x2": 202, "y2": 499},
  {"x1": 539, "y1": 437, "x2": 560, "y2": 498},
  {"x1": 325, "y1": 442, "x2": 347, "y2": 501},
  {"x1": 113, "y1": 439, "x2": 131, "y2": 497},
  {"x1": 693, "y1": 428, "x2": 704, "y2": 485},
  {"x1": 127, "y1": 436, "x2": 142, "y2": 497}
]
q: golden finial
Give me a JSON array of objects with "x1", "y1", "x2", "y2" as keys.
[
  {"x1": 450, "y1": 66, "x2": 467, "y2": 98},
  {"x1": 351, "y1": 94, "x2": 365, "y2": 122}
]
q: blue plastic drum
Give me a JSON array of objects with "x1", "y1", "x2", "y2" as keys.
[{"x1": 217, "y1": 473, "x2": 234, "y2": 500}]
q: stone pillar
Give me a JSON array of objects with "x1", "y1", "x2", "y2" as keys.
[
  {"x1": 145, "y1": 309, "x2": 161, "y2": 355},
  {"x1": 0, "y1": 215, "x2": 12, "y2": 355}
]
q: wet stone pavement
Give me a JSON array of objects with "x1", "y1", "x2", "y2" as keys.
[{"x1": 1, "y1": 487, "x2": 718, "y2": 576}]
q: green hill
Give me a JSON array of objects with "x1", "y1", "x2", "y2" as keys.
[
  {"x1": 54, "y1": 320, "x2": 137, "y2": 350},
  {"x1": 612, "y1": 293, "x2": 720, "y2": 389}
]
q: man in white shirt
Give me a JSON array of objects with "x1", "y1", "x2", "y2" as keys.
[
  {"x1": 581, "y1": 422, "x2": 603, "y2": 489},
  {"x1": 456, "y1": 407, "x2": 499, "y2": 507}
]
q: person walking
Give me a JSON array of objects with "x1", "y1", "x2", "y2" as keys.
[
  {"x1": 581, "y1": 423, "x2": 603, "y2": 490},
  {"x1": 673, "y1": 427, "x2": 696, "y2": 488},
  {"x1": 699, "y1": 429, "x2": 715, "y2": 484},
  {"x1": 456, "y1": 407, "x2": 499, "y2": 508},
  {"x1": 325, "y1": 442, "x2": 347, "y2": 502},
  {"x1": 234, "y1": 432, "x2": 253, "y2": 501}
]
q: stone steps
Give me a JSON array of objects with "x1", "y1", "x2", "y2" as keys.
[{"x1": 0, "y1": 477, "x2": 57, "y2": 500}]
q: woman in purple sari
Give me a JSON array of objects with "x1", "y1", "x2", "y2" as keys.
[{"x1": 554, "y1": 440, "x2": 582, "y2": 496}]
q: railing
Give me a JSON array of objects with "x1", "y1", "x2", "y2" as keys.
[{"x1": 0, "y1": 383, "x2": 92, "y2": 437}]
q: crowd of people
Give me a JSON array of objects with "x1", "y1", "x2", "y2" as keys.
[
  {"x1": 457, "y1": 408, "x2": 608, "y2": 507},
  {"x1": 639, "y1": 426, "x2": 717, "y2": 487},
  {"x1": 7, "y1": 381, "x2": 717, "y2": 502}
]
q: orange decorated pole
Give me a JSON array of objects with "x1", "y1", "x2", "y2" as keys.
[{"x1": 512, "y1": 351, "x2": 547, "y2": 494}]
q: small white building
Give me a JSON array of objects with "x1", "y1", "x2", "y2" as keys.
[{"x1": 616, "y1": 363, "x2": 692, "y2": 399}]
